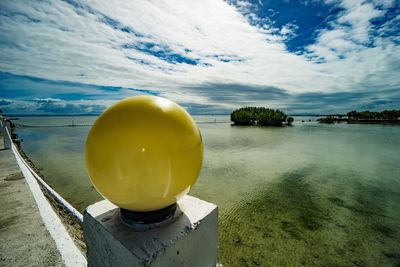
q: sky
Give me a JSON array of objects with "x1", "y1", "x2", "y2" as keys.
[{"x1": 0, "y1": 0, "x2": 399, "y2": 115}]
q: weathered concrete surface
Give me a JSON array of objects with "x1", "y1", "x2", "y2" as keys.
[
  {"x1": 0, "y1": 135, "x2": 64, "y2": 267},
  {"x1": 84, "y1": 196, "x2": 218, "y2": 267}
]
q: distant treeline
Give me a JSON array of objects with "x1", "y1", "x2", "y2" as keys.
[
  {"x1": 347, "y1": 110, "x2": 400, "y2": 120},
  {"x1": 231, "y1": 107, "x2": 293, "y2": 126},
  {"x1": 318, "y1": 109, "x2": 400, "y2": 124}
]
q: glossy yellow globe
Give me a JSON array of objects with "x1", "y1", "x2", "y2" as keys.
[{"x1": 85, "y1": 95, "x2": 203, "y2": 212}]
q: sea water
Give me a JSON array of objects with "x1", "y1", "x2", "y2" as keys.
[{"x1": 15, "y1": 116, "x2": 400, "y2": 266}]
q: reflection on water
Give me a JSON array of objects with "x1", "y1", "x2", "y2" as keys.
[{"x1": 15, "y1": 116, "x2": 400, "y2": 266}]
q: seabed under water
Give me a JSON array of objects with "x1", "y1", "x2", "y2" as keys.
[{"x1": 217, "y1": 165, "x2": 400, "y2": 266}]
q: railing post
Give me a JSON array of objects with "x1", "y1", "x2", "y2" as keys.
[{"x1": 1, "y1": 121, "x2": 12, "y2": 149}]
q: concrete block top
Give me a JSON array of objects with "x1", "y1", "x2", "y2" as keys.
[{"x1": 84, "y1": 195, "x2": 218, "y2": 266}]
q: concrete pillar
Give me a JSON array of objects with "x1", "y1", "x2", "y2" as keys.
[{"x1": 83, "y1": 195, "x2": 218, "y2": 267}]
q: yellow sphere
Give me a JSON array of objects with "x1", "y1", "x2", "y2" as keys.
[{"x1": 85, "y1": 95, "x2": 203, "y2": 212}]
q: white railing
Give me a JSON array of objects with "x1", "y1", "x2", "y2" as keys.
[
  {"x1": 1, "y1": 121, "x2": 83, "y2": 223},
  {"x1": 1, "y1": 120, "x2": 87, "y2": 266}
]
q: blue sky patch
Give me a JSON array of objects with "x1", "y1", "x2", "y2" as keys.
[
  {"x1": 230, "y1": 0, "x2": 345, "y2": 53},
  {"x1": 122, "y1": 42, "x2": 199, "y2": 65}
]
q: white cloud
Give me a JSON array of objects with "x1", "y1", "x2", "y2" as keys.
[
  {"x1": 304, "y1": 0, "x2": 400, "y2": 94},
  {"x1": 280, "y1": 23, "x2": 299, "y2": 40},
  {"x1": 0, "y1": 98, "x2": 114, "y2": 114},
  {"x1": 336, "y1": 0, "x2": 383, "y2": 43},
  {"x1": 0, "y1": 0, "x2": 399, "y2": 113}
]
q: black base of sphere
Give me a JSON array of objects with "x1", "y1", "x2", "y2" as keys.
[{"x1": 120, "y1": 203, "x2": 177, "y2": 224}]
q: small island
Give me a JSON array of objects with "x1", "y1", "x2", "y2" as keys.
[
  {"x1": 231, "y1": 107, "x2": 293, "y2": 126},
  {"x1": 317, "y1": 110, "x2": 400, "y2": 124}
]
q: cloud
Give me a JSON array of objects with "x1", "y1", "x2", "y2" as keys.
[
  {"x1": 0, "y1": 99, "x2": 13, "y2": 106},
  {"x1": 305, "y1": 0, "x2": 399, "y2": 60},
  {"x1": 0, "y1": 98, "x2": 112, "y2": 115},
  {"x1": 2, "y1": 83, "x2": 399, "y2": 115},
  {"x1": 0, "y1": 71, "x2": 159, "y2": 100},
  {"x1": 0, "y1": 0, "x2": 399, "y2": 114},
  {"x1": 180, "y1": 103, "x2": 232, "y2": 115},
  {"x1": 34, "y1": 98, "x2": 108, "y2": 114},
  {"x1": 184, "y1": 83, "x2": 289, "y2": 106},
  {"x1": 0, "y1": 0, "x2": 330, "y2": 93},
  {"x1": 280, "y1": 23, "x2": 299, "y2": 40},
  {"x1": 287, "y1": 88, "x2": 400, "y2": 114}
]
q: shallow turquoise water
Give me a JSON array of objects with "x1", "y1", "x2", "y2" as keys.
[{"x1": 15, "y1": 116, "x2": 400, "y2": 266}]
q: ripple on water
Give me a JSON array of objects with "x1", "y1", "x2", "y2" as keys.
[{"x1": 219, "y1": 165, "x2": 400, "y2": 266}]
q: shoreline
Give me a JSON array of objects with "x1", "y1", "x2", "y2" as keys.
[
  {"x1": 15, "y1": 142, "x2": 87, "y2": 254},
  {"x1": 317, "y1": 118, "x2": 400, "y2": 124}
]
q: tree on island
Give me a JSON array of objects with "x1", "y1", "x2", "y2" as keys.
[{"x1": 231, "y1": 107, "x2": 291, "y2": 126}]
